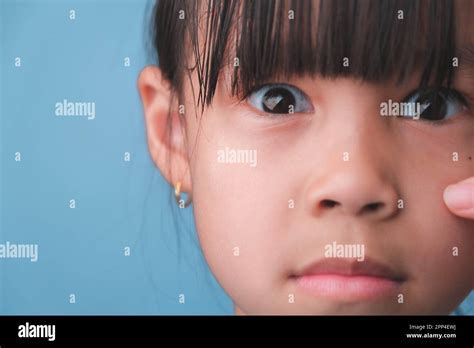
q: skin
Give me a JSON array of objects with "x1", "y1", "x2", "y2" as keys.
[{"x1": 139, "y1": 3, "x2": 474, "y2": 315}]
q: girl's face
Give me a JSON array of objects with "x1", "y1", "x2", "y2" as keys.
[{"x1": 141, "y1": 1, "x2": 474, "y2": 314}]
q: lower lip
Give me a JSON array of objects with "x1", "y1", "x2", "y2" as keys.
[{"x1": 294, "y1": 274, "x2": 402, "y2": 301}]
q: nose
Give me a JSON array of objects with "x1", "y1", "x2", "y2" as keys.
[
  {"x1": 304, "y1": 79, "x2": 401, "y2": 221},
  {"x1": 307, "y1": 159, "x2": 400, "y2": 221}
]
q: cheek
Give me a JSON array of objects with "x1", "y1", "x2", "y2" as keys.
[
  {"x1": 397, "y1": 118, "x2": 473, "y2": 168},
  {"x1": 405, "y1": 199, "x2": 474, "y2": 280},
  {"x1": 191, "y1": 148, "x2": 288, "y2": 289},
  {"x1": 406, "y1": 208, "x2": 474, "y2": 312},
  {"x1": 394, "y1": 145, "x2": 474, "y2": 307},
  {"x1": 188, "y1": 122, "x2": 301, "y2": 309}
]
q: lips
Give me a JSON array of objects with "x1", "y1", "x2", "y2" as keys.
[
  {"x1": 291, "y1": 258, "x2": 406, "y2": 301},
  {"x1": 294, "y1": 257, "x2": 404, "y2": 280}
]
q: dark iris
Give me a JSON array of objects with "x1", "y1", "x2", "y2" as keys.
[
  {"x1": 262, "y1": 87, "x2": 296, "y2": 113},
  {"x1": 404, "y1": 87, "x2": 466, "y2": 121},
  {"x1": 415, "y1": 89, "x2": 446, "y2": 121}
]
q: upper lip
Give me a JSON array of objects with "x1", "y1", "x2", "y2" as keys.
[{"x1": 292, "y1": 257, "x2": 405, "y2": 281}]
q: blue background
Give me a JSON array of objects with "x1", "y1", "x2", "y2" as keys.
[
  {"x1": 0, "y1": 0, "x2": 471, "y2": 315},
  {"x1": 1, "y1": 0, "x2": 232, "y2": 314}
]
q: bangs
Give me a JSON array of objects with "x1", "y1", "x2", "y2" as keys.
[{"x1": 154, "y1": 0, "x2": 456, "y2": 111}]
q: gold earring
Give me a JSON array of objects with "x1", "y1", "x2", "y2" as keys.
[{"x1": 174, "y1": 181, "x2": 192, "y2": 208}]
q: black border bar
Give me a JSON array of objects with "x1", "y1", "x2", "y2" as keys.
[{"x1": 0, "y1": 315, "x2": 472, "y2": 345}]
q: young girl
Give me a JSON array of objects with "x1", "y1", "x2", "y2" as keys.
[{"x1": 138, "y1": 0, "x2": 474, "y2": 314}]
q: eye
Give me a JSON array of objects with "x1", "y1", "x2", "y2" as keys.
[
  {"x1": 402, "y1": 87, "x2": 468, "y2": 121},
  {"x1": 247, "y1": 83, "x2": 314, "y2": 115}
]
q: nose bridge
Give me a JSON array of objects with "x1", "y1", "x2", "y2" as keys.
[
  {"x1": 326, "y1": 87, "x2": 391, "y2": 178},
  {"x1": 305, "y1": 87, "x2": 400, "y2": 220},
  {"x1": 324, "y1": 81, "x2": 389, "y2": 149}
]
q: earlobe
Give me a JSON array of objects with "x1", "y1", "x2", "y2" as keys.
[{"x1": 137, "y1": 65, "x2": 192, "y2": 193}]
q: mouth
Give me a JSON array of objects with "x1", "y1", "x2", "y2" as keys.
[{"x1": 290, "y1": 257, "x2": 406, "y2": 302}]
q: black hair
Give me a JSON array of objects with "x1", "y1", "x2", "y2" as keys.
[{"x1": 153, "y1": 0, "x2": 457, "y2": 115}]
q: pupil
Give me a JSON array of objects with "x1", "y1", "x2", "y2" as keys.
[
  {"x1": 262, "y1": 87, "x2": 295, "y2": 113},
  {"x1": 422, "y1": 92, "x2": 446, "y2": 120}
]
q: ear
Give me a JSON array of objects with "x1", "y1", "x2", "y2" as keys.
[{"x1": 137, "y1": 66, "x2": 192, "y2": 193}]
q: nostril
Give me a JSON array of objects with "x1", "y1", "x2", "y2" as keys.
[
  {"x1": 320, "y1": 199, "x2": 340, "y2": 209},
  {"x1": 363, "y1": 202, "x2": 384, "y2": 213}
]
